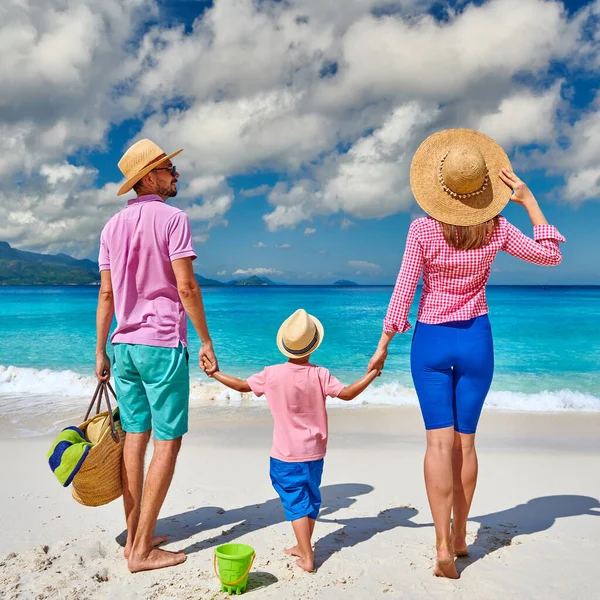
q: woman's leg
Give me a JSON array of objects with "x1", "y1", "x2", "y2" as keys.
[
  {"x1": 424, "y1": 426, "x2": 459, "y2": 578},
  {"x1": 411, "y1": 322, "x2": 458, "y2": 578},
  {"x1": 451, "y1": 431, "x2": 477, "y2": 555},
  {"x1": 451, "y1": 315, "x2": 494, "y2": 556}
]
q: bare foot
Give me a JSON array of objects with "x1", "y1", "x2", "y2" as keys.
[
  {"x1": 284, "y1": 545, "x2": 302, "y2": 557},
  {"x1": 296, "y1": 555, "x2": 315, "y2": 572},
  {"x1": 451, "y1": 532, "x2": 469, "y2": 557},
  {"x1": 433, "y1": 548, "x2": 459, "y2": 579},
  {"x1": 124, "y1": 535, "x2": 168, "y2": 559},
  {"x1": 128, "y1": 548, "x2": 186, "y2": 573}
]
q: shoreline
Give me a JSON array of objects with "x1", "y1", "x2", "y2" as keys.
[{"x1": 1, "y1": 409, "x2": 598, "y2": 598}]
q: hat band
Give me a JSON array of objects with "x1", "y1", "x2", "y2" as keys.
[
  {"x1": 438, "y1": 151, "x2": 489, "y2": 199},
  {"x1": 282, "y1": 329, "x2": 319, "y2": 356}
]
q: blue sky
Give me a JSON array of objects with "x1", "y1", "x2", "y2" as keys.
[{"x1": 1, "y1": 0, "x2": 599, "y2": 284}]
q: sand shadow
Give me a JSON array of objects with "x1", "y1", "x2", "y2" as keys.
[
  {"x1": 116, "y1": 483, "x2": 375, "y2": 555},
  {"x1": 457, "y1": 494, "x2": 600, "y2": 574},
  {"x1": 316, "y1": 505, "x2": 428, "y2": 568},
  {"x1": 245, "y1": 571, "x2": 278, "y2": 593}
]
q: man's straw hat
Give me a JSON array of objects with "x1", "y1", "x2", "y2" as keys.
[
  {"x1": 117, "y1": 139, "x2": 183, "y2": 196},
  {"x1": 277, "y1": 309, "x2": 324, "y2": 359},
  {"x1": 410, "y1": 129, "x2": 513, "y2": 226}
]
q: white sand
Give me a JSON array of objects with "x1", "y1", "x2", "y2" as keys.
[{"x1": 1, "y1": 406, "x2": 599, "y2": 599}]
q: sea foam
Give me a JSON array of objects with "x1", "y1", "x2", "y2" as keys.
[{"x1": 1, "y1": 364, "x2": 599, "y2": 413}]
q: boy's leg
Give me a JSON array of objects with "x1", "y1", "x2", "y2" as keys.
[{"x1": 291, "y1": 517, "x2": 314, "y2": 572}]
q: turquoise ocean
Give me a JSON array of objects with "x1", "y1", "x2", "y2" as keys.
[{"x1": 1, "y1": 286, "x2": 599, "y2": 435}]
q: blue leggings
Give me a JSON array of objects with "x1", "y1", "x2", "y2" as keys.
[{"x1": 410, "y1": 315, "x2": 494, "y2": 434}]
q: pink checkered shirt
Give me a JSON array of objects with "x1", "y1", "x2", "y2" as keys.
[{"x1": 384, "y1": 216, "x2": 565, "y2": 333}]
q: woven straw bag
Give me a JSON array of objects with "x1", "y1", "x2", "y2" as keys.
[{"x1": 72, "y1": 381, "x2": 125, "y2": 507}]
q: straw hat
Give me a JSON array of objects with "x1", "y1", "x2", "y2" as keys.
[
  {"x1": 117, "y1": 139, "x2": 183, "y2": 196},
  {"x1": 410, "y1": 129, "x2": 513, "y2": 226},
  {"x1": 277, "y1": 309, "x2": 324, "y2": 359}
]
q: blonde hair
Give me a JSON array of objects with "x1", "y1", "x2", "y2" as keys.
[{"x1": 441, "y1": 216, "x2": 499, "y2": 251}]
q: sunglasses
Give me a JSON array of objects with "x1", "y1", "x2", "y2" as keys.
[{"x1": 153, "y1": 165, "x2": 177, "y2": 175}]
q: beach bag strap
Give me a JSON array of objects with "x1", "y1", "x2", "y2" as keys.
[{"x1": 84, "y1": 381, "x2": 120, "y2": 443}]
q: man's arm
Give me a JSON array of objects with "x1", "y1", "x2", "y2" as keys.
[
  {"x1": 337, "y1": 369, "x2": 380, "y2": 401},
  {"x1": 171, "y1": 257, "x2": 218, "y2": 374},
  {"x1": 95, "y1": 270, "x2": 114, "y2": 382}
]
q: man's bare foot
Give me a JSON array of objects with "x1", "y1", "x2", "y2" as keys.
[
  {"x1": 128, "y1": 548, "x2": 186, "y2": 573},
  {"x1": 124, "y1": 535, "x2": 168, "y2": 559},
  {"x1": 296, "y1": 555, "x2": 315, "y2": 572},
  {"x1": 284, "y1": 545, "x2": 302, "y2": 557},
  {"x1": 433, "y1": 547, "x2": 459, "y2": 579}
]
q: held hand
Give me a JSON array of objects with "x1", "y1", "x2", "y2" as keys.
[
  {"x1": 498, "y1": 168, "x2": 536, "y2": 207},
  {"x1": 200, "y1": 355, "x2": 217, "y2": 377},
  {"x1": 367, "y1": 347, "x2": 388, "y2": 373},
  {"x1": 95, "y1": 351, "x2": 111, "y2": 382},
  {"x1": 199, "y1": 341, "x2": 219, "y2": 376}
]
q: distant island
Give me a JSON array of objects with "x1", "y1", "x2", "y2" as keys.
[
  {"x1": 0, "y1": 242, "x2": 282, "y2": 286},
  {"x1": 333, "y1": 279, "x2": 358, "y2": 286},
  {"x1": 0, "y1": 241, "x2": 100, "y2": 286},
  {"x1": 0, "y1": 242, "x2": 369, "y2": 287}
]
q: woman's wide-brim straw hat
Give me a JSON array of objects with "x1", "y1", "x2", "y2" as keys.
[
  {"x1": 277, "y1": 309, "x2": 324, "y2": 359},
  {"x1": 117, "y1": 139, "x2": 183, "y2": 196},
  {"x1": 410, "y1": 129, "x2": 513, "y2": 226}
]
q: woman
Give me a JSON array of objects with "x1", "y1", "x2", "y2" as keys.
[{"x1": 368, "y1": 129, "x2": 565, "y2": 579}]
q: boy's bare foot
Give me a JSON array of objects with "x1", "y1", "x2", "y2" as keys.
[
  {"x1": 128, "y1": 548, "x2": 186, "y2": 573},
  {"x1": 284, "y1": 545, "x2": 302, "y2": 557},
  {"x1": 296, "y1": 555, "x2": 315, "y2": 572},
  {"x1": 433, "y1": 546, "x2": 459, "y2": 579},
  {"x1": 124, "y1": 535, "x2": 168, "y2": 559}
]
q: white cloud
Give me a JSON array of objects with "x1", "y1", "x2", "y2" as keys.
[
  {"x1": 304, "y1": 227, "x2": 317, "y2": 235},
  {"x1": 2, "y1": 0, "x2": 600, "y2": 256},
  {"x1": 276, "y1": 243, "x2": 292, "y2": 249},
  {"x1": 477, "y1": 84, "x2": 563, "y2": 147},
  {"x1": 348, "y1": 260, "x2": 382, "y2": 274},
  {"x1": 217, "y1": 270, "x2": 227, "y2": 276},
  {"x1": 233, "y1": 267, "x2": 282, "y2": 276},
  {"x1": 253, "y1": 242, "x2": 266, "y2": 248},
  {"x1": 341, "y1": 218, "x2": 356, "y2": 229}
]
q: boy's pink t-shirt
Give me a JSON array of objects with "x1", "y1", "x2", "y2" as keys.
[
  {"x1": 98, "y1": 194, "x2": 197, "y2": 348},
  {"x1": 247, "y1": 362, "x2": 346, "y2": 462}
]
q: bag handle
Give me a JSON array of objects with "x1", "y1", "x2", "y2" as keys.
[{"x1": 84, "y1": 381, "x2": 120, "y2": 443}]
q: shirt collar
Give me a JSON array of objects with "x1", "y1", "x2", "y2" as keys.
[{"x1": 127, "y1": 194, "x2": 165, "y2": 206}]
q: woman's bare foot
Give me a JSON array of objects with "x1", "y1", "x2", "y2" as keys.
[
  {"x1": 451, "y1": 530, "x2": 469, "y2": 557},
  {"x1": 296, "y1": 554, "x2": 315, "y2": 572},
  {"x1": 128, "y1": 548, "x2": 186, "y2": 573},
  {"x1": 433, "y1": 547, "x2": 459, "y2": 579},
  {"x1": 124, "y1": 535, "x2": 168, "y2": 559},
  {"x1": 284, "y1": 545, "x2": 302, "y2": 557}
]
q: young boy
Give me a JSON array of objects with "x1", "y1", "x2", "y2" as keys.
[{"x1": 203, "y1": 308, "x2": 379, "y2": 572}]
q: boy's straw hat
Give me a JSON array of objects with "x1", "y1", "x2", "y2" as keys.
[
  {"x1": 117, "y1": 139, "x2": 183, "y2": 196},
  {"x1": 410, "y1": 128, "x2": 512, "y2": 226},
  {"x1": 277, "y1": 309, "x2": 324, "y2": 359}
]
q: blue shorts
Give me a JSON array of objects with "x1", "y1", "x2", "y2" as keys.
[
  {"x1": 410, "y1": 315, "x2": 494, "y2": 434},
  {"x1": 270, "y1": 457, "x2": 324, "y2": 521},
  {"x1": 112, "y1": 343, "x2": 190, "y2": 441}
]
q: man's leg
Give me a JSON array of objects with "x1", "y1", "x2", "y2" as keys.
[
  {"x1": 122, "y1": 431, "x2": 150, "y2": 559},
  {"x1": 127, "y1": 437, "x2": 185, "y2": 572}
]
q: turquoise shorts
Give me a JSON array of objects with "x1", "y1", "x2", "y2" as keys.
[{"x1": 112, "y1": 343, "x2": 190, "y2": 440}]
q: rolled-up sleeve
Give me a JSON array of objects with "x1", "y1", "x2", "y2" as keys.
[
  {"x1": 502, "y1": 219, "x2": 565, "y2": 266},
  {"x1": 166, "y1": 212, "x2": 197, "y2": 262},
  {"x1": 383, "y1": 221, "x2": 424, "y2": 334}
]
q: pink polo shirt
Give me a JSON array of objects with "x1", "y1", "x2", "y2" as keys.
[
  {"x1": 247, "y1": 362, "x2": 346, "y2": 462},
  {"x1": 98, "y1": 194, "x2": 197, "y2": 348}
]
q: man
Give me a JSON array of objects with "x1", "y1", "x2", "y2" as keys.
[{"x1": 95, "y1": 139, "x2": 218, "y2": 572}]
